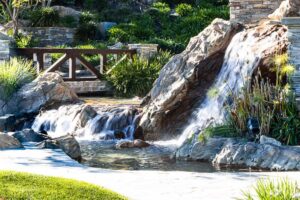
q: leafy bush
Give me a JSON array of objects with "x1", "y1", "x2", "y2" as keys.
[
  {"x1": 29, "y1": 7, "x2": 60, "y2": 27},
  {"x1": 15, "y1": 33, "x2": 39, "y2": 48},
  {"x1": 108, "y1": 26, "x2": 132, "y2": 43},
  {"x1": 199, "y1": 124, "x2": 237, "y2": 142},
  {"x1": 176, "y1": 3, "x2": 193, "y2": 16},
  {"x1": 60, "y1": 15, "x2": 78, "y2": 28},
  {"x1": 75, "y1": 11, "x2": 98, "y2": 41},
  {"x1": 239, "y1": 178, "x2": 300, "y2": 200},
  {"x1": 152, "y1": 2, "x2": 171, "y2": 14},
  {"x1": 0, "y1": 58, "x2": 35, "y2": 99},
  {"x1": 107, "y1": 50, "x2": 171, "y2": 97}
]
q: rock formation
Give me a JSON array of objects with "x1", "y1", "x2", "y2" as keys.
[
  {"x1": 0, "y1": 72, "x2": 78, "y2": 116},
  {"x1": 0, "y1": 133, "x2": 23, "y2": 149},
  {"x1": 269, "y1": 0, "x2": 300, "y2": 20},
  {"x1": 139, "y1": 19, "x2": 243, "y2": 140}
]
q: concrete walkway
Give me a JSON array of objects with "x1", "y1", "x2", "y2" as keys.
[{"x1": 0, "y1": 146, "x2": 299, "y2": 200}]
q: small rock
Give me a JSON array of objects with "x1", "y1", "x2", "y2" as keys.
[
  {"x1": 0, "y1": 114, "x2": 16, "y2": 132},
  {"x1": 0, "y1": 133, "x2": 23, "y2": 149},
  {"x1": 115, "y1": 140, "x2": 134, "y2": 149},
  {"x1": 133, "y1": 139, "x2": 150, "y2": 148},
  {"x1": 260, "y1": 135, "x2": 281, "y2": 146},
  {"x1": 37, "y1": 139, "x2": 59, "y2": 149},
  {"x1": 55, "y1": 135, "x2": 82, "y2": 162},
  {"x1": 11, "y1": 129, "x2": 49, "y2": 143}
]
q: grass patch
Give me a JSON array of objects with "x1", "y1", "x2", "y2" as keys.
[
  {"x1": 0, "y1": 171, "x2": 127, "y2": 200},
  {"x1": 0, "y1": 58, "x2": 35, "y2": 100},
  {"x1": 238, "y1": 178, "x2": 300, "y2": 200}
]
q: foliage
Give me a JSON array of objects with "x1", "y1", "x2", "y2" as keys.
[
  {"x1": 152, "y1": 2, "x2": 171, "y2": 14},
  {"x1": 226, "y1": 54, "x2": 300, "y2": 145},
  {"x1": 107, "y1": 3, "x2": 229, "y2": 53},
  {"x1": 199, "y1": 124, "x2": 238, "y2": 142},
  {"x1": 14, "y1": 33, "x2": 39, "y2": 48},
  {"x1": 60, "y1": 15, "x2": 78, "y2": 28},
  {"x1": 0, "y1": 171, "x2": 127, "y2": 200},
  {"x1": 75, "y1": 11, "x2": 98, "y2": 41},
  {"x1": 0, "y1": 58, "x2": 35, "y2": 99},
  {"x1": 175, "y1": 3, "x2": 193, "y2": 16},
  {"x1": 107, "y1": 50, "x2": 171, "y2": 97},
  {"x1": 29, "y1": 7, "x2": 60, "y2": 27},
  {"x1": 239, "y1": 178, "x2": 300, "y2": 200}
]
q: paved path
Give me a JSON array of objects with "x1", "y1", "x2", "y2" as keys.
[{"x1": 0, "y1": 146, "x2": 299, "y2": 200}]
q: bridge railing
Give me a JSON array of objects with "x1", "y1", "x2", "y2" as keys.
[{"x1": 15, "y1": 48, "x2": 137, "y2": 81}]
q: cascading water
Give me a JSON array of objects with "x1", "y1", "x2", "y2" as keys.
[
  {"x1": 32, "y1": 104, "x2": 141, "y2": 140},
  {"x1": 174, "y1": 24, "x2": 287, "y2": 146}
]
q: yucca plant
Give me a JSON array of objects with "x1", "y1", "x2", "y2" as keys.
[
  {"x1": 0, "y1": 58, "x2": 36, "y2": 100},
  {"x1": 239, "y1": 178, "x2": 300, "y2": 200}
]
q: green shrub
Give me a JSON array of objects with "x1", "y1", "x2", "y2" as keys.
[
  {"x1": 15, "y1": 33, "x2": 39, "y2": 48},
  {"x1": 152, "y1": 2, "x2": 171, "y2": 14},
  {"x1": 0, "y1": 58, "x2": 35, "y2": 99},
  {"x1": 176, "y1": 3, "x2": 193, "y2": 16},
  {"x1": 75, "y1": 22, "x2": 97, "y2": 41},
  {"x1": 200, "y1": 125, "x2": 238, "y2": 142},
  {"x1": 79, "y1": 11, "x2": 97, "y2": 24},
  {"x1": 107, "y1": 50, "x2": 171, "y2": 97},
  {"x1": 108, "y1": 26, "x2": 131, "y2": 43},
  {"x1": 60, "y1": 15, "x2": 78, "y2": 28},
  {"x1": 239, "y1": 178, "x2": 300, "y2": 200},
  {"x1": 29, "y1": 7, "x2": 60, "y2": 27}
]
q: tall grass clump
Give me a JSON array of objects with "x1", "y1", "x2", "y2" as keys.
[
  {"x1": 225, "y1": 53, "x2": 300, "y2": 145},
  {"x1": 239, "y1": 178, "x2": 300, "y2": 200},
  {"x1": 0, "y1": 58, "x2": 35, "y2": 100}
]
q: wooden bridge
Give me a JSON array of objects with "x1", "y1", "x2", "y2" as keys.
[{"x1": 15, "y1": 48, "x2": 137, "y2": 82}]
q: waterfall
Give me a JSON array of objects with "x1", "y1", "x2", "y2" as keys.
[
  {"x1": 172, "y1": 25, "x2": 286, "y2": 146},
  {"x1": 32, "y1": 104, "x2": 141, "y2": 140}
]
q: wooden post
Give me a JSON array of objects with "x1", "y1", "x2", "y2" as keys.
[
  {"x1": 69, "y1": 56, "x2": 76, "y2": 81},
  {"x1": 36, "y1": 53, "x2": 44, "y2": 73}
]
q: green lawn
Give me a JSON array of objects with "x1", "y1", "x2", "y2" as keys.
[{"x1": 0, "y1": 171, "x2": 127, "y2": 200}]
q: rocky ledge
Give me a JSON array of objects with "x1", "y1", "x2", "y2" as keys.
[{"x1": 176, "y1": 136, "x2": 300, "y2": 171}]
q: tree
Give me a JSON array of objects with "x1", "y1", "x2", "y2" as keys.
[{"x1": 0, "y1": 0, "x2": 39, "y2": 36}]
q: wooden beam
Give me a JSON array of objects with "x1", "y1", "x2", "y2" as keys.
[
  {"x1": 45, "y1": 54, "x2": 69, "y2": 73},
  {"x1": 76, "y1": 54, "x2": 102, "y2": 79}
]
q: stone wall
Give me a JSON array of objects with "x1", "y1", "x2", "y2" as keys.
[
  {"x1": 230, "y1": 0, "x2": 283, "y2": 24},
  {"x1": 20, "y1": 27, "x2": 75, "y2": 47},
  {"x1": 0, "y1": 32, "x2": 11, "y2": 60}
]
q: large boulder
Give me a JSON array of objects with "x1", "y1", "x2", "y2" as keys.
[
  {"x1": 52, "y1": 6, "x2": 81, "y2": 20},
  {"x1": 177, "y1": 137, "x2": 300, "y2": 171},
  {"x1": 269, "y1": 0, "x2": 300, "y2": 20},
  {"x1": 0, "y1": 73, "x2": 78, "y2": 116},
  {"x1": 0, "y1": 133, "x2": 23, "y2": 149},
  {"x1": 139, "y1": 19, "x2": 243, "y2": 140}
]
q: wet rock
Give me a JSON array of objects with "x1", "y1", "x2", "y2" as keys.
[
  {"x1": 260, "y1": 135, "x2": 281, "y2": 146},
  {"x1": 114, "y1": 130, "x2": 126, "y2": 139},
  {"x1": 133, "y1": 139, "x2": 150, "y2": 148},
  {"x1": 55, "y1": 135, "x2": 82, "y2": 162},
  {"x1": 76, "y1": 105, "x2": 97, "y2": 127},
  {"x1": 139, "y1": 19, "x2": 243, "y2": 140},
  {"x1": 116, "y1": 140, "x2": 134, "y2": 149},
  {"x1": 0, "y1": 114, "x2": 16, "y2": 132},
  {"x1": 10, "y1": 129, "x2": 49, "y2": 143},
  {"x1": 0, "y1": 73, "x2": 78, "y2": 116},
  {"x1": 177, "y1": 137, "x2": 300, "y2": 171},
  {"x1": 37, "y1": 139, "x2": 60, "y2": 149},
  {"x1": 133, "y1": 126, "x2": 145, "y2": 140},
  {"x1": 0, "y1": 133, "x2": 23, "y2": 149}
]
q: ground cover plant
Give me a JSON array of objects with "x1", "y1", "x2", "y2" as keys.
[{"x1": 0, "y1": 171, "x2": 127, "y2": 200}]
